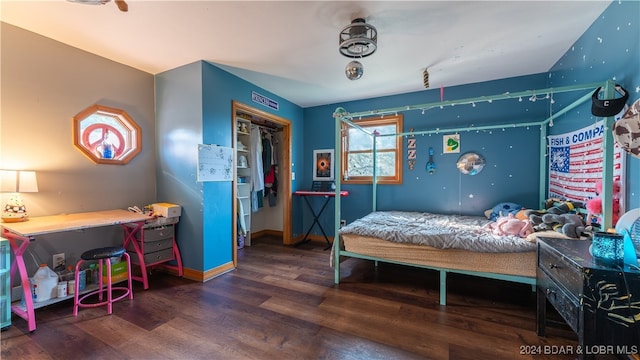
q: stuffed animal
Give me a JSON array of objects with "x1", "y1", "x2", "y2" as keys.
[
  {"x1": 486, "y1": 213, "x2": 533, "y2": 238},
  {"x1": 525, "y1": 202, "x2": 571, "y2": 222},
  {"x1": 548, "y1": 213, "x2": 587, "y2": 238},
  {"x1": 538, "y1": 198, "x2": 583, "y2": 211},
  {"x1": 586, "y1": 180, "x2": 621, "y2": 227},
  {"x1": 547, "y1": 200, "x2": 585, "y2": 215},
  {"x1": 530, "y1": 213, "x2": 588, "y2": 238},
  {"x1": 526, "y1": 199, "x2": 586, "y2": 225},
  {"x1": 484, "y1": 202, "x2": 524, "y2": 221}
]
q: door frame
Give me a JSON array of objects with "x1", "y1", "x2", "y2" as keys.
[{"x1": 231, "y1": 101, "x2": 292, "y2": 266}]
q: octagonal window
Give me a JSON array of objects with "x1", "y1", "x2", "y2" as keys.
[{"x1": 72, "y1": 104, "x2": 141, "y2": 165}]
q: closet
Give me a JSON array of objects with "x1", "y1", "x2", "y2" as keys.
[
  {"x1": 232, "y1": 101, "x2": 292, "y2": 264},
  {"x1": 236, "y1": 117, "x2": 252, "y2": 246}
]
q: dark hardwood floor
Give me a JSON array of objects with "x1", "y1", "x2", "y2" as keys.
[{"x1": 1, "y1": 236, "x2": 596, "y2": 359}]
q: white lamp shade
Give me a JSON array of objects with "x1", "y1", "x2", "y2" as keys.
[
  {"x1": 0, "y1": 170, "x2": 38, "y2": 193},
  {"x1": 18, "y1": 171, "x2": 39, "y2": 193},
  {"x1": 0, "y1": 170, "x2": 17, "y2": 192}
]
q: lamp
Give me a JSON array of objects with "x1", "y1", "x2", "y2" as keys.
[
  {"x1": 339, "y1": 18, "x2": 377, "y2": 80},
  {"x1": 590, "y1": 231, "x2": 624, "y2": 266},
  {"x1": 1, "y1": 170, "x2": 39, "y2": 223}
]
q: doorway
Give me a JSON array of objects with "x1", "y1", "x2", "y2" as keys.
[{"x1": 232, "y1": 101, "x2": 292, "y2": 266}]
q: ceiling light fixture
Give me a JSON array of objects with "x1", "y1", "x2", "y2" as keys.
[
  {"x1": 339, "y1": 18, "x2": 377, "y2": 58},
  {"x1": 339, "y1": 18, "x2": 377, "y2": 80}
]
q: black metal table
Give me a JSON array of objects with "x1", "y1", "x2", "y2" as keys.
[{"x1": 294, "y1": 190, "x2": 349, "y2": 250}]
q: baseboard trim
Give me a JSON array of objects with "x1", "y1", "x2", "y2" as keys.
[
  {"x1": 252, "y1": 229, "x2": 283, "y2": 238},
  {"x1": 179, "y1": 261, "x2": 235, "y2": 282},
  {"x1": 291, "y1": 234, "x2": 334, "y2": 246}
]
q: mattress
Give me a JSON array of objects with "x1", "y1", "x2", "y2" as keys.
[
  {"x1": 341, "y1": 233, "x2": 537, "y2": 278},
  {"x1": 338, "y1": 211, "x2": 537, "y2": 253}
]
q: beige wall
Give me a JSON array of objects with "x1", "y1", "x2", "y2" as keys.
[{"x1": 1, "y1": 22, "x2": 156, "y2": 274}]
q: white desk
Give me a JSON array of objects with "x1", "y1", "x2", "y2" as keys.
[{"x1": 1, "y1": 209, "x2": 152, "y2": 332}]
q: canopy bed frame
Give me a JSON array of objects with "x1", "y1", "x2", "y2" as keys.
[{"x1": 331, "y1": 80, "x2": 619, "y2": 305}]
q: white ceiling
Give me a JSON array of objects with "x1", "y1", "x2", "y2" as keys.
[{"x1": 1, "y1": 0, "x2": 611, "y2": 108}]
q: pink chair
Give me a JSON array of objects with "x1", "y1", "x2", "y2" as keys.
[{"x1": 73, "y1": 246, "x2": 133, "y2": 316}]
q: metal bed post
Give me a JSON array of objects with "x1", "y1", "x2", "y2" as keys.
[
  {"x1": 334, "y1": 109, "x2": 343, "y2": 284},
  {"x1": 340, "y1": 82, "x2": 603, "y2": 120},
  {"x1": 600, "y1": 80, "x2": 616, "y2": 230},
  {"x1": 372, "y1": 132, "x2": 377, "y2": 212},
  {"x1": 538, "y1": 124, "x2": 548, "y2": 209},
  {"x1": 439, "y1": 270, "x2": 447, "y2": 305}
]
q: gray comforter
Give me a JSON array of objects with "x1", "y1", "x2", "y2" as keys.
[{"x1": 339, "y1": 211, "x2": 536, "y2": 253}]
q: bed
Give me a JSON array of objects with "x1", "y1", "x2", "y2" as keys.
[
  {"x1": 331, "y1": 81, "x2": 619, "y2": 305},
  {"x1": 334, "y1": 211, "x2": 571, "y2": 305}
]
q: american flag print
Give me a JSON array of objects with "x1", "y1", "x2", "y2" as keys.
[{"x1": 547, "y1": 120, "x2": 625, "y2": 203}]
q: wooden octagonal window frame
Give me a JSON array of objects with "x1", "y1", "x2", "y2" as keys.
[{"x1": 72, "y1": 104, "x2": 142, "y2": 165}]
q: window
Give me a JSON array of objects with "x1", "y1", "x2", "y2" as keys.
[
  {"x1": 72, "y1": 104, "x2": 141, "y2": 165},
  {"x1": 341, "y1": 114, "x2": 403, "y2": 184}
]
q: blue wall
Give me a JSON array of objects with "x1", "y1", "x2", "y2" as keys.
[
  {"x1": 302, "y1": 0, "x2": 639, "y2": 236},
  {"x1": 304, "y1": 75, "x2": 551, "y2": 231},
  {"x1": 548, "y1": 0, "x2": 640, "y2": 211},
  {"x1": 200, "y1": 62, "x2": 305, "y2": 268},
  {"x1": 156, "y1": 61, "x2": 305, "y2": 274}
]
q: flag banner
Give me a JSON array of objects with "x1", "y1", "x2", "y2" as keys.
[{"x1": 547, "y1": 120, "x2": 625, "y2": 204}]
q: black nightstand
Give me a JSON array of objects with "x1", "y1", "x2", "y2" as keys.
[{"x1": 537, "y1": 237, "x2": 640, "y2": 359}]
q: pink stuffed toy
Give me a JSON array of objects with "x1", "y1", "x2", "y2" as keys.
[
  {"x1": 586, "y1": 180, "x2": 621, "y2": 226},
  {"x1": 486, "y1": 213, "x2": 534, "y2": 238}
]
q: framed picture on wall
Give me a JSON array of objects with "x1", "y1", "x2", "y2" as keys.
[
  {"x1": 313, "y1": 149, "x2": 334, "y2": 181},
  {"x1": 443, "y1": 134, "x2": 460, "y2": 154}
]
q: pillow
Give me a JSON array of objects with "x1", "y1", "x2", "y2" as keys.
[{"x1": 486, "y1": 202, "x2": 524, "y2": 221}]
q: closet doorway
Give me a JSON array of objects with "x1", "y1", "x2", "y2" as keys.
[{"x1": 232, "y1": 101, "x2": 292, "y2": 266}]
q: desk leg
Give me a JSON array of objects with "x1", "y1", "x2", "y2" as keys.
[
  {"x1": 121, "y1": 222, "x2": 149, "y2": 290},
  {"x1": 299, "y1": 197, "x2": 315, "y2": 243},
  {"x1": 314, "y1": 197, "x2": 333, "y2": 250},
  {"x1": 158, "y1": 237, "x2": 184, "y2": 277},
  {"x1": 171, "y1": 239, "x2": 183, "y2": 276},
  {"x1": 2, "y1": 229, "x2": 37, "y2": 332},
  {"x1": 299, "y1": 196, "x2": 332, "y2": 249}
]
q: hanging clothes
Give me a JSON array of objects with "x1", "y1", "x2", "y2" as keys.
[
  {"x1": 262, "y1": 133, "x2": 272, "y2": 174},
  {"x1": 264, "y1": 164, "x2": 278, "y2": 207},
  {"x1": 236, "y1": 198, "x2": 247, "y2": 235},
  {"x1": 261, "y1": 129, "x2": 280, "y2": 208},
  {"x1": 250, "y1": 126, "x2": 264, "y2": 212},
  {"x1": 270, "y1": 133, "x2": 278, "y2": 167}
]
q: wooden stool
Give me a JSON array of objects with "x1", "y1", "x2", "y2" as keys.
[{"x1": 73, "y1": 246, "x2": 133, "y2": 316}]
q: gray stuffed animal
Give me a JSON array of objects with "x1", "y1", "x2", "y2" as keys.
[{"x1": 530, "y1": 213, "x2": 590, "y2": 238}]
